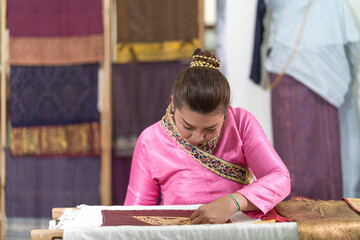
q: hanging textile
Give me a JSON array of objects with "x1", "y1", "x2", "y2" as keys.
[
  {"x1": 9, "y1": 64, "x2": 100, "y2": 157},
  {"x1": 10, "y1": 122, "x2": 100, "y2": 157},
  {"x1": 269, "y1": 73, "x2": 342, "y2": 200},
  {"x1": 112, "y1": 61, "x2": 188, "y2": 156},
  {"x1": 6, "y1": 149, "x2": 100, "y2": 218},
  {"x1": 264, "y1": 0, "x2": 360, "y2": 199},
  {"x1": 8, "y1": 0, "x2": 103, "y2": 65},
  {"x1": 10, "y1": 65, "x2": 99, "y2": 127},
  {"x1": 115, "y1": 0, "x2": 199, "y2": 63},
  {"x1": 249, "y1": 0, "x2": 266, "y2": 85},
  {"x1": 112, "y1": 155, "x2": 132, "y2": 205}
]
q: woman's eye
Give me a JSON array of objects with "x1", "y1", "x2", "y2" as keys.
[
  {"x1": 207, "y1": 128, "x2": 216, "y2": 133},
  {"x1": 184, "y1": 126, "x2": 193, "y2": 130}
]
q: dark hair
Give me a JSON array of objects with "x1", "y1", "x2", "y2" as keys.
[{"x1": 171, "y1": 48, "x2": 230, "y2": 114}]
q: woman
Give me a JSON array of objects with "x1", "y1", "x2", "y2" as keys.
[{"x1": 124, "y1": 48, "x2": 291, "y2": 224}]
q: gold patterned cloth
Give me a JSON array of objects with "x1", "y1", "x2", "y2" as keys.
[
  {"x1": 10, "y1": 35, "x2": 104, "y2": 65},
  {"x1": 275, "y1": 198, "x2": 360, "y2": 240},
  {"x1": 102, "y1": 209, "x2": 194, "y2": 226},
  {"x1": 11, "y1": 122, "x2": 100, "y2": 156},
  {"x1": 115, "y1": 0, "x2": 199, "y2": 62},
  {"x1": 8, "y1": 0, "x2": 104, "y2": 65}
]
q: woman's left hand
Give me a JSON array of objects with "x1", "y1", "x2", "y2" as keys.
[{"x1": 189, "y1": 195, "x2": 238, "y2": 224}]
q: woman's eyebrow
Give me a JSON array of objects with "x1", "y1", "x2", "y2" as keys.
[
  {"x1": 181, "y1": 117, "x2": 220, "y2": 129},
  {"x1": 181, "y1": 117, "x2": 195, "y2": 128}
]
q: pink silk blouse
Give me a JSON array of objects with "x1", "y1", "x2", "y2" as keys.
[{"x1": 124, "y1": 106, "x2": 291, "y2": 218}]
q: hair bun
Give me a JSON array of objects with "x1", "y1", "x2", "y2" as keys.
[{"x1": 190, "y1": 48, "x2": 221, "y2": 70}]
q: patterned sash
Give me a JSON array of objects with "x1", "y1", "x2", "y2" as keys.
[{"x1": 161, "y1": 106, "x2": 251, "y2": 185}]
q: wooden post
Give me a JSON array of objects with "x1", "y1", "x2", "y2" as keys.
[
  {"x1": 101, "y1": 0, "x2": 113, "y2": 206},
  {"x1": 1, "y1": 0, "x2": 7, "y2": 237},
  {"x1": 198, "y1": 0, "x2": 205, "y2": 50}
]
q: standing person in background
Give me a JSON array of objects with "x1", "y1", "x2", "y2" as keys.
[
  {"x1": 124, "y1": 48, "x2": 291, "y2": 224},
  {"x1": 264, "y1": 0, "x2": 360, "y2": 200}
]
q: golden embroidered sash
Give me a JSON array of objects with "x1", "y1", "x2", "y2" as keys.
[{"x1": 161, "y1": 107, "x2": 252, "y2": 185}]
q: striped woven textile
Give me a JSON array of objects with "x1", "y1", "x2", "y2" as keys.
[
  {"x1": 112, "y1": 61, "x2": 188, "y2": 156},
  {"x1": 115, "y1": 0, "x2": 199, "y2": 62},
  {"x1": 8, "y1": 0, "x2": 103, "y2": 65},
  {"x1": 269, "y1": 73, "x2": 342, "y2": 200},
  {"x1": 6, "y1": 149, "x2": 100, "y2": 218}
]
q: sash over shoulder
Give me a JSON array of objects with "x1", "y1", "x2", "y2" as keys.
[{"x1": 161, "y1": 106, "x2": 252, "y2": 185}]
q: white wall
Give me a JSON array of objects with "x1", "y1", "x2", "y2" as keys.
[{"x1": 224, "y1": 1, "x2": 273, "y2": 142}]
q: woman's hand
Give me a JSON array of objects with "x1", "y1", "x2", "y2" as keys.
[
  {"x1": 189, "y1": 195, "x2": 238, "y2": 224},
  {"x1": 189, "y1": 193, "x2": 260, "y2": 224}
]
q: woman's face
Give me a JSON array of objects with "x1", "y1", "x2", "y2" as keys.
[{"x1": 173, "y1": 104, "x2": 225, "y2": 146}]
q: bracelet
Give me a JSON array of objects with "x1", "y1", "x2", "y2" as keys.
[{"x1": 228, "y1": 194, "x2": 241, "y2": 211}]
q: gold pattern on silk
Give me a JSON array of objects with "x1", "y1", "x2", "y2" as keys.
[
  {"x1": 297, "y1": 219, "x2": 360, "y2": 240},
  {"x1": 116, "y1": 39, "x2": 199, "y2": 63},
  {"x1": 275, "y1": 198, "x2": 360, "y2": 221},
  {"x1": 11, "y1": 122, "x2": 100, "y2": 156},
  {"x1": 9, "y1": 35, "x2": 104, "y2": 65},
  {"x1": 132, "y1": 216, "x2": 191, "y2": 226},
  {"x1": 275, "y1": 198, "x2": 360, "y2": 240}
]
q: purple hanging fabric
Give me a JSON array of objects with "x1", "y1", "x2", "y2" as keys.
[
  {"x1": 112, "y1": 61, "x2": 188, "y2": 156},
  {"x1": 112, "y1": 154, "x2": 132, "y2": 205},
  {"x1": 6, "y1": 149, "x2": 100, "y2": 218},
  {"x1": 8, "y1": 0, "x2": 103, "y2": 37},
  {"x1": 269, "y1": 73, "x2": 343, "y2": 200},
  {"x1": 10, "y1": 64, "x2": 99, "y2": 127}
]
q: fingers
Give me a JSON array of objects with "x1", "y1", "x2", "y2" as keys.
[
  {"x1": 190, "y1": 209, "x2": 199, "y2": 222},
  {"x1": 190, "y1": 208, "x2": 204, "y2": 224},
  {"x1": 190, "y1": 206, "x2": 215, "y2": 224}
]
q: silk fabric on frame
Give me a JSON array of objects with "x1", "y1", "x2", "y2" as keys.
[
  {"x1": 10, "y1": 64, "x2": 99, "y2": 127},
  {"x1": 115, "y1": 0, "x2": 199, "y2": 62},
  {"x1": 112, "y1": 61, "x2": 188, "y2": 156},
  {"x1": 8, "y1": 0, "x2": 103, "y2": 37},
  {"x1": 5, "y1": 149, "x2": 100, "y2": 218},
  {"x1": 102, "y1": 209, "x2": 195, "y2": 226},
  {"x1": 10, "y1": 122, "x2": 100, "y2": 157},
  {"x1": 9, "y1": 36, "x2": 104, "y2": 65},
  {"x1": 8, "y1": 0, "x2": 104, "y2": 65}
]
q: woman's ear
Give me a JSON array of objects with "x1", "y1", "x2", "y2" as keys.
[{"x1": 170, "y1": 95, "x2": 174, "y2": 110}]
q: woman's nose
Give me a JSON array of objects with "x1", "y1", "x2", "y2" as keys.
[{"x1": 190, "y1": 132, "x2": 205, "y2": 145}]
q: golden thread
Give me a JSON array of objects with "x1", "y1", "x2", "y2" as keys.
[{"x1": 132, "y1": 216, "x2": 191, "y2": 225}]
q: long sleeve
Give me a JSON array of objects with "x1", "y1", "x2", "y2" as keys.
[
  {"x1": 236, "y1": 111, "x2": 291, "y2": 217},
  {"x1": 124, "y1": 132, "x2": 160, "y2": 205}
]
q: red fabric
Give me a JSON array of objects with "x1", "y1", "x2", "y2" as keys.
[
  {"x1": 261, "y1": 208, "x2": 292, "y2": 222},
  {"x1": 102, "y1": 209, "x2": 195, "y2": 226}
]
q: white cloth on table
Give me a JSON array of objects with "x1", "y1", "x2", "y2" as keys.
[{"x1": 54, "y1": 205, "x2": 299, "y2": 240}]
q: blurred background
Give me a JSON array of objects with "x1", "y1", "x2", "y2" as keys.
[{"x1": 0, "y1": 0, "x2": 359, "y2": 239}]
